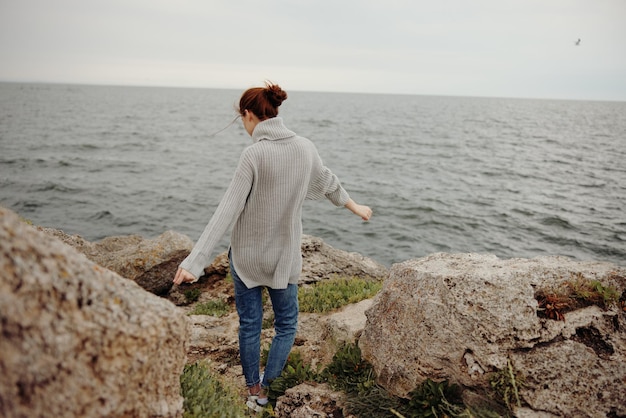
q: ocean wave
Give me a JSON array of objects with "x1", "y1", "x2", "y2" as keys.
[
  {"x1": 31, "y1": 182, "x2": 81, "y2": 193},
  {"x1": 539, "y1": 215, "x2": 574, "y2": 229},
  {"x1": 89, "y1": 210, "x2": 113, "y2": 221}
]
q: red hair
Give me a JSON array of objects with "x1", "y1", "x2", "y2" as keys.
[{"x1": 238, "y1": 82, "x2": 287, "y2": 120}]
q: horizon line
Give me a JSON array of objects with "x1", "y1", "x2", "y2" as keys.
[{"x1": 1, "y1": 79, "x2": 624, "y2": 104}]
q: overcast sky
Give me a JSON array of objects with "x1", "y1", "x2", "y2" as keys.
[{"x1": 1, "y1": 0, "x2": 625, "y2": 101}]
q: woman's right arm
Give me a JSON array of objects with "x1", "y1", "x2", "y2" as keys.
[{"x1": 174, "y1": 151, "x2": 254, "y2": 283}]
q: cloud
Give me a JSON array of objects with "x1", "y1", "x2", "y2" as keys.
[{"x1": 1, "y1": 0, "x2": 624, "y2": 100}]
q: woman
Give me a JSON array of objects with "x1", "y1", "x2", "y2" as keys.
[{"x1": 173, "y1": 82, "x2": 372, "y2": 410}]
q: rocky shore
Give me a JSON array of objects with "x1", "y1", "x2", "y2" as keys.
[{"x1": 1, "y1": 205, "x2": 625, "y2": 417}]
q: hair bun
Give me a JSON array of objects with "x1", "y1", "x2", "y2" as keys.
[{"x1": 264, "y1": 83, "x2": 288, "y2": 107}]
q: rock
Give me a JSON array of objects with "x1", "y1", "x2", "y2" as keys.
[
  {"x1": 201, "y1": 250, "x2": 230, "y2": 277},
  {"x1": 1, "y1": 207, "x2": 189, "y2": 418},
  {"x1": 511, "y1": 338, "x2": 625, "y2": 417},
  {"x1": 274, "y1": 382, "x2": 349, "y2": 418},
  {"x1": 39, "y1": 230, "x2": 386, "y2": 298},
  {"x1": 39, "y1": 227, "x2": 193, "y2": 295},
  {"x1": 135, "y1": 249, "x2": 190, "y2": 295},
  {"x1": 167, "y1": 251, "x2": 231, "y2": 305},
  {"x1": 187, "y1": 314, "x2": 239, "y2": 350},
  {"x1": 325, "y1": 299, "x2": 372, "y2": 343},
  {"x1": 515, "y1": 408, "x2": 560, "y2": 418},
  {"x1": 38, "y1": 226, "x2": 93, "y2": 251},
  {"x1": 297, "y1": 299, "x2": 374, "y2": 368},
  {"x1": 300, "y1": 235, "x2": 387, "y2": 283},
  {"x1": 360, "y1": 253, "x2": 626, "y2": 417}
]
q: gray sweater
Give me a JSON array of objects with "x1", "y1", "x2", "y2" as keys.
[{"x1": 179, "y1": 117, "x2": 350, "y2": 289}]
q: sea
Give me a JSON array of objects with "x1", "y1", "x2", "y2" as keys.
[{"x1": 1, "y1": 82, "x2": 625, "y2": 268}]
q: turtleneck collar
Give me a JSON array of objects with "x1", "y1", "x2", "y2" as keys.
[{"x1": 251, "y1": 117, "x2": 296, "y2": 143}]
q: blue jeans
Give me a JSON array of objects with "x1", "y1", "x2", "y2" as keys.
[{"x1": 229, "y1": 252, "x2": 299, "y2": 388}]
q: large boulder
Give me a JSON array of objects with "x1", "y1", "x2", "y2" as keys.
[
  {"x1": 39, "y1": 227, "x2": 193, "y2": 295},
  {"x1": 300, "y1": 235, "x2": 387, "y2": 283},
  {"x1": 1, "y1": 207, "x2": 189, "y2": 418},
  {"x1": 360, "y1": 253, "x2": 626, "y2": 417}
]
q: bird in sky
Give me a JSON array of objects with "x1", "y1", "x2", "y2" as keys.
[{"x1": 575, "y1": 38, "x2": 581, "y2": 46}]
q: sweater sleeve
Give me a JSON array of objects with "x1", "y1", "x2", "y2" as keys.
[
  {"x1": 306, "y1": 152, "x2": 350, "y2": 206},
  {"x1": 179, "y1": 151, "x2": 254, "y2": 280}
]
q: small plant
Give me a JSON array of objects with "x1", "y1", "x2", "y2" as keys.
[
  {"x1": 266, "y1": 349, "x2": 319, "y2": 401},
  {"x1": 19, "y1": 216, "x2": 34, "y2": 225},
  {"x1": 322, "y1": 342, "x2": 375, "y2": 394},
  {"x1": 568, "y1": 274, "x2": 620, "y2": 309},
  {"x1": 184, "y1": 288, "x2": 201, "y2": 303},
  {"x1": 298, "y1": 276, "x2": 382, "y2": 314},
  {"x1": 262, "y1": 313, "x2": 274, "y2": 329},
  {"x1": 262, "y1": 286, "x2": 270, "y2": 306},
  {"x1": 536, "y1": 273, "x2": 622, "y2": 321},
  {"x1": 489, "y1": 359, "x2": 525, "y2": 413},
  {"x1": 536, "y1": 292, "x2": 570, "y2": 321},
  {"x1": 321, "y1": 343, "x2": 401, "y2": 417},
  {"x1": 189, "y1": 298, "x2": 231, "y2": 317},
  {"x1": 180, "y1": 361, "x2": 247, "y2": 418},
  {"x1": 401, "y1": 378, "x2": 465, "y2": 418},
  {"x1": 323, "y1": 344, "x2": 480, "y2": 418}
]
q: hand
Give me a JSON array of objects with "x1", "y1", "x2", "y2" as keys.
[
  {"x1": 345, "y1": 199, "x2": 373, "y2": 221},
  {"x1": 173, "y1": 267, "x2": 197, "y2": 285},
  {"x1": 353, "y1": 204, "x2": 373, "y2": 221}
]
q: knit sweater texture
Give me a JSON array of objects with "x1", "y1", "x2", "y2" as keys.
[{"x1": 179, "y1": 117, "x2": 350, "y2": 289}]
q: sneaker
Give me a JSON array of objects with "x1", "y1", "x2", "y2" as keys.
[{"x1": 247, "y1": 382, "x2": 268, "y2": 412}]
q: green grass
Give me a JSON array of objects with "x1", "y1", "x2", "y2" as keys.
[
  {"x1": 186, "y1": 275, "x2": 382, "y2": 318},
  {"x1": 189, "y1": 299, "x2": 231, "y2": 317},
  {"x1": 489, "y1": 359, "x2": 525, "y2": 413},
  {"x1": 568, "y1": 275, "x2": 620, "y2": 308},
  {"x1": 180, "y1": 343, "x2": 503, "y2": 418},
  {"x1": 266, "y1": 349, "x2": 320, "y2": 402},
  {"x1": 184, "y1": 288, "x2": 201, "y2": 303},
  {"x1": 298, "y1": 276, "x2": 383, "y2": 313},
  {"x1": 321, "y1": 342, "x2": 376, "y2": 394},
  {"x1": 180, "y1": 362, "x2": 247, "y2": 418}
]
